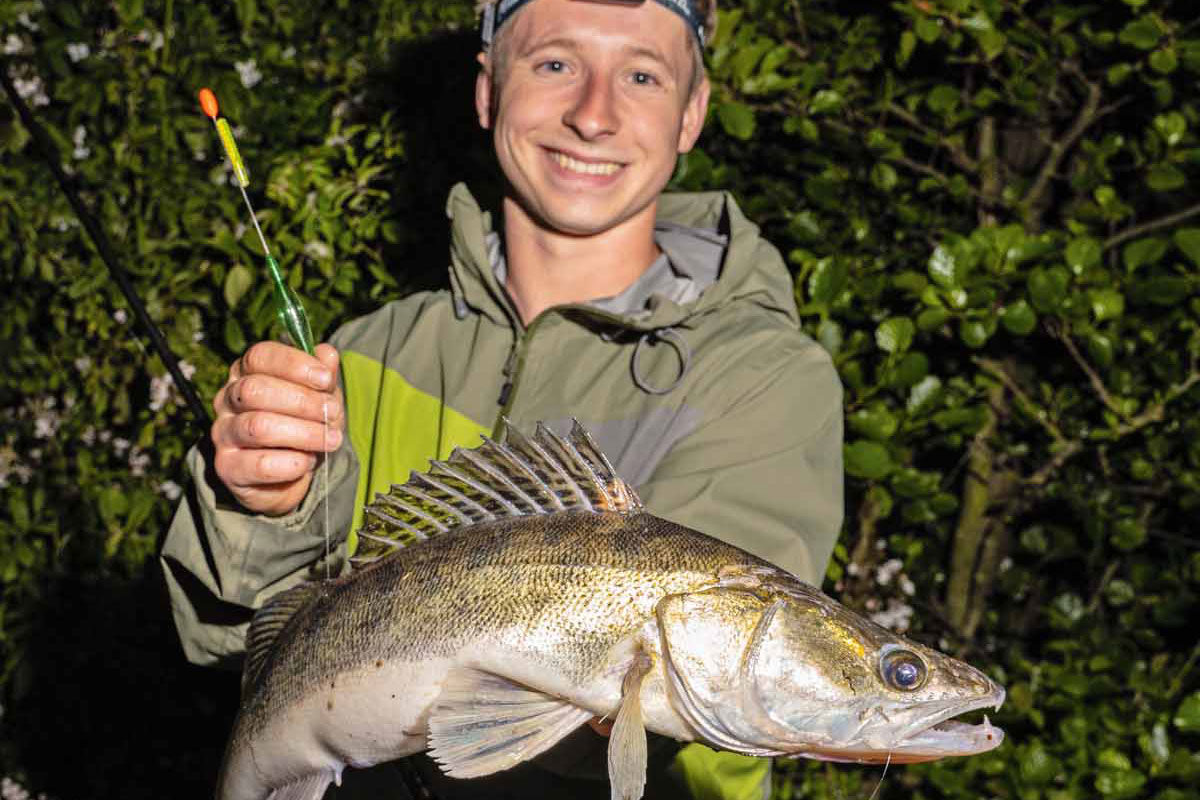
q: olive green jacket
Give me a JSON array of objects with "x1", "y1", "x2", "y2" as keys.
[
  {"x1": 160, "y1": 184, "x2": 842, "y2": 797},
  {"x1": 162, "y1": 182, "x2": 842, "y2": 664}
]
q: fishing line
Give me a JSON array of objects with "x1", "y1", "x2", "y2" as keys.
[
  {"x1": 322, "y1": 401, "x2": 331, "y2": 580},
  {"x1": 864, "y1": 753, "x2": 892, "y2": 800}
]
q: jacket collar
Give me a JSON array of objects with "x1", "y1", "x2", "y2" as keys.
[{"x1": 445, "y1": 182, "x2": 798, "y2": 332}]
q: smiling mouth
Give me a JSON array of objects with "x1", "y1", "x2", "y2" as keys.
[{"x1": 548, "y1": 149, "x2": 623, "y2": 176}]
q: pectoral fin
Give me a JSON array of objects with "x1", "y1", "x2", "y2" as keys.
[
  {"x1": 266, "y1": 770, "x2": 334, "y2": 800},
  {"x1": 608, "y1": 652, "x2": 654, "y2": 800},
  {"x1": 427, "y1": 667, "x2": 593, "y2": 778}
]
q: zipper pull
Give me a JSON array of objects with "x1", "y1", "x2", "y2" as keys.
[{"x1": 498, "y1": 344, "x2": 518, "y2": 406}]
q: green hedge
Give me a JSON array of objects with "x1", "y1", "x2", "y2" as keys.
[{"x1": 1, "y1": 1, "x2": 1198, "y2": 798}]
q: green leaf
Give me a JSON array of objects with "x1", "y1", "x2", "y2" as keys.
[
  {"x1": 907, "y1": 375, "x2": 942, "y2": 414},
  {"x1": 1149, "y1": 47, "x2": 1177, "y2": 74},
  {"x1": 960, "y1": 319, "x2": 992, "y2": 348},
  {"x1": 807, "y1": 258, "x2": 848, "y2": 306},
  {"x1": 809, "y1": 89, "x2": 842, "y2": 115},
  {"x1": 1118, "y1": 15, "x2": 1164, "y2": 50},
  {"x1": 1065, "y1": 236, "x2": 1102, "y2": 273},
  {"x1": 928, "y1": 244, "x2": 962, "y2": 289},
  {"x1": 1154, "y1": 112, "x2": 1188, "y2": 145},
  {"x1": 870, "y1": 162, "x2": 898, "y2": 191},
  {"x1": 1175, "y1": 692, "x2": 1200, "y2": 732},
  {"x1": 844, "y1": 440, "x2": 896, "y2": 480},
  {"x1": 717, "y1": 102, "x2": 756, "y2": 140},
  {"x1": 848, "y1": 405, "x2": 899, "y2": 441},
  {"x1": 1122, "y1": 237, "x2": 1169, "y2": 271},
  {"x1": 1174, "y1": 228, "x2": 1200, "y2": 266},
  {"x1": 1091, "y1": 289, "x2": 1126, "y2": 321},
  {"x1": 224, "y1": 264, "x2": 255, "y2": 308},
  {"x1": 1110, "y1": 518, "x2": 1147, "y2": 551},
  {"x1": 1000, "y1": 300, "x2": 1037, "y2": 335},
  {"x1": 1147, "y1": 163, "x2": 1186, "y2": 191},
  {"x1": 897, "y1": 30, "x2": 917, "y2": 66},
  {"x1": 917, "y1": 308, "x2": 951, "y2": 331},
  {"x1": 876, "y1": 317, "x2": 915, "y2": 354},
  {"x1": 926, "y1": 84, "x2": 959, "y2": 115},
  {"x1": 1095, "y1": 769, "x2": 1146, "y2": 799}
]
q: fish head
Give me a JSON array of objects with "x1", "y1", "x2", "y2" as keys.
[{"x1": 655, "y1": 574, "x2": 1005, "y2": 763}]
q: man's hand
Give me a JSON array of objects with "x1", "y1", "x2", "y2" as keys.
[{"x1": 211, "y1": 342, "x2": 344, "y2": 516}]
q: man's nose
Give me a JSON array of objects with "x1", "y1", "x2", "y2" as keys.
[{"x1": 563, "y1": 73, "x2": 619, "y2": 140}]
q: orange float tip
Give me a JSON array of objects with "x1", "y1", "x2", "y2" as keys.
[{"x1": 198, "y1": 88, "x2": 219, "y2": 119}]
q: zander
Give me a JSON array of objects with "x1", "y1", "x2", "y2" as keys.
[{"x1": 217, "y1": 422, "x2": 1005, "y2": 800}]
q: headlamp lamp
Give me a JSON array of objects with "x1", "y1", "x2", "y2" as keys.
[{"x1": 481, "y1": 0, "x2": 706, "y2": 48}]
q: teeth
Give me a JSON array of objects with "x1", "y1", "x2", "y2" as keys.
[{"x1": 552, "y1": 151, "x2": 620, "y2": 176}]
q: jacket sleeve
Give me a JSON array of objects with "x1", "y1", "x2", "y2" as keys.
[
  {"x1": 159, "y1": 396, "x2": 361, "y2": 668},
  {"x1": 637, "y1": 339, "x2": 843, "y2": 587}
]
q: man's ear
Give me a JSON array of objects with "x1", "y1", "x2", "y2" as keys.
[
  {"x1": 475, "y1": 51, "x2": 493, "y2": 130},
  {"x1": 677, "y1": 75, "x2": 710, "y2": 153}
]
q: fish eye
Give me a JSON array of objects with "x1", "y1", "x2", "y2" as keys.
[{"x1": 880, "y1": 649, "x2": 927, "y2": 692}]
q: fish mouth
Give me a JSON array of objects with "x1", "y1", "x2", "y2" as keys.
[{"x1": 793, "y1": 688, "x2": 1006, "y2": 765}]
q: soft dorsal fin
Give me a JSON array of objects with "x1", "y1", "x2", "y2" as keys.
[
  {"x1": 351, "y1": 419, "x2": 642, "y2": 567},
  {"x1": 243, "y1": 581, "x2": 325, "y2": 692}
]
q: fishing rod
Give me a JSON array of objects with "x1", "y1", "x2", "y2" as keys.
[{"x1": 0, "y1": 58, "x2": 212, "y2": 430}]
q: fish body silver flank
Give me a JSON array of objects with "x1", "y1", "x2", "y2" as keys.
[{"x1": 217, "y1": 422, "x2": 1005, "y2": 800}]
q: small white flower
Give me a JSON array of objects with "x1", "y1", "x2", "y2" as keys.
[
  {"x1": 114, "y1": 308, "x2": 128, "y2": 324},
  {"x1": 235, "y1": 59, "x2": 262, "y2": 89},
  {"x1": 72, "y1": 125, "x2": 89, "y2": 160},
  {"x1": 846, "y1": 562, "x2": 860, "y2": 576},
  {"x1": 1, "y1": 775, "x2": 31, "y2": 800},
  {"x1": 112, "y1": 437, "x2": 130, "y2": 455},
  {"x1": 193, "y1": 330, "x2": 205, "y2": 342},
  {"x1": 149, "y1": 31, "x2": 164, "y2": 51},
  {"x1": 159, "y1": 480, "x2": 182, "y2": 501},
  {"x1": 179, "y1": 360, "x2": 196, "y2": 380},
  {"x1": 3, "y1": 35, "x2": 25, "y2": 55},
  {"x1": 148, "y1": 374, "x2": 172, "y2": 411},
  {"x1": 870, "y1": 599, "x2": 914, "y2": 632},
  {"x1": 875, "y1": 558, "x2": 903, "y2": 587},
  {"x1": 74, "y1": 356, "x2": 91, "y2": 373},
  {"x1": 999, "y1": 557, "x2": 1013, "y2": 574},
  {"x1": 899, "y1": 575, "x2": 916, "y2": 597},
  {"x1": 12, "y1": 74, "x2": 49, "y2": 107},
  {"x1": 281, "y1": 45, "x2": 296, "y2": 60},
  {"x1": 303, "y1": 240, "x2": 331, "y2": 260},
  {"x1": 129, "y1": 449, "x2": 151, "y2": 476},
  {"x1": 33, "y1": 414, "x2": 58, "y2": 439},
  {"x1": 98, "y1": 429, "x2": 112, "y2": 443},
  {"x1": 66, "y1": 42, "x2": 90, "y2": 62},
  {"x1": 17, "y1": 11, "x2": 39, "y2": 31},
  {"x1": 81, "y1": 426, "x2": 96, "y2": 446}
]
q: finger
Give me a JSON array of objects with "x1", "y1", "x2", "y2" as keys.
[
  {"x1": 240, "y1": 341, "x2": 336, "y2": 391},
  {"x1": 224, "y1": 374, "x2": 345, "y2": 426},
  {"x1": 213, "y1": 410, "x2": 344, "y2": 452},
  {"x1": 215, "y1": 447, "x2": 318, "y2": 489}
]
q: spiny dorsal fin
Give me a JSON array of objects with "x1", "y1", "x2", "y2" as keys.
[
  {"x1": 243, "y1": 581, "x2": 324, "y2": 692},
  {"x1": 351, "y1": 419, "x2": 641, "y2": 567}
]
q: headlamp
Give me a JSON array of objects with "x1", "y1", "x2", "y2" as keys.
[{"x1": 481, "y1": 0, "x2": 707, "y2": 48}]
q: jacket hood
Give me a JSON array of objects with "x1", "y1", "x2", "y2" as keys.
[{"x1": 444, "y1": 182, "x2": 799, "y2": 332}]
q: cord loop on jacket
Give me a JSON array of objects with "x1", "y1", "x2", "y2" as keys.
[{"x1": 631, "y1": 328, "x2": 691, "y2": 395}]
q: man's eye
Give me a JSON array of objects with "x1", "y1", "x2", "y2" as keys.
[
  {"x1": 632, "y1": 71, "x2": 660, "y2": 86},
  {"x1": 537, "y1": 60, "x2": 567, "y2": 73}
]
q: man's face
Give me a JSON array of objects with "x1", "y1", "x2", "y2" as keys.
[{"x1": 476, "y1": 0, "x2": 710, "y2": 237}]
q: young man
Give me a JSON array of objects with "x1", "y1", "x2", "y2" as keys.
[{"x1": 162, "y1": 1, "x2": 843, "y2": 797}]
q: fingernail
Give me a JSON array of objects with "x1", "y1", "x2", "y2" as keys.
[
  {"x1": 327, "y1": 428, "x2": 343, "y2": 449},
  {"x1": 314, "y1": 367, "x2": 333, "y2": 388}
]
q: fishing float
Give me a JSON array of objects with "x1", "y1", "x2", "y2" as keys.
[{"x1": 198, "y1": 87, "x2": 315, "y2": 356}]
